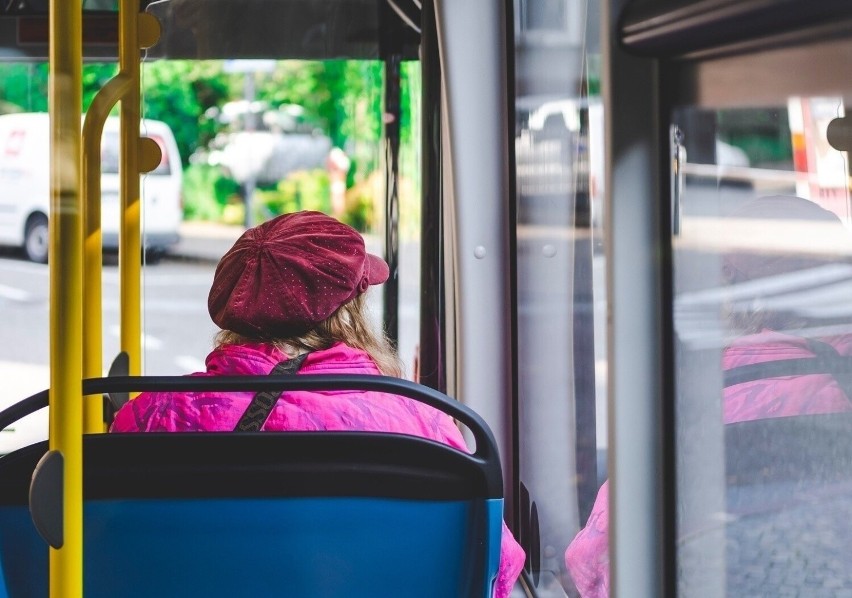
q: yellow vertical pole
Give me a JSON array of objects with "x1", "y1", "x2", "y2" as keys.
[
  {"x1": 82, "y1": 105, "x2": 105, "y2": 434},
  {"x1": 49, "y1": 0, "x2": 83, "y2": 596},
  {"x1": 119, "y1": 0, "x2": 142, "y2": 376},
  {"x1": 82, "y1": 76, "x2": 132, "y2": 432}
]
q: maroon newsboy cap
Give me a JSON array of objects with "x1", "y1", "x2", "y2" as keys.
[{"x1": 208, "y1": 211, "x2": 389, "y2": 337}]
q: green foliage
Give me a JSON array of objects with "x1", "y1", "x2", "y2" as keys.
[
  {"x1": 0, "y1": 63, "x2": 48, "y2": 113},
  {"x1": 716, "y1": 108, "x2": 793, "y2": 167},
  {"x1": 0, "y1": 57, "x2": 424, "y2": 230},
  {"x1": 251, "y1": 168, "x2": 374, "y2": 232},
  {"x1": 255, "y1": 61, "x2": 383, "y2": 147},
  {"x1": 399, "y1": 61, "x2": 420, "y2": 146},
  {"x1": 0, "y1": 62, "x2": 120, "y2": 114},
  {"x1": 398, "y1": 61, "x2": 422, "y2": 241},
  {"x1": 141, "y1": 61, "x2": 230, "y2": 167},
  {"x1": 182, "y1": 163, "x2": 240, "y2": 221},
  {"x1": 342, "y1": 184, "x2": 374, "y2": 232},
  {"x1": 254, "y1": 169, "x2": 331, "y2": 221},
  {"x1": 83, "y1": 64, "x2": 120, "y2": 110}
]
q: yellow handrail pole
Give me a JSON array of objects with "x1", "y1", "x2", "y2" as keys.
[
  {"x1": 119, "y1": 0, "x2": 142, "y2": 376},
  {"x1": 82, "y1": 75, "x2": 133, "y2": 433},
  {"x1": 48, "y1": 0, "x2": 83, "y2": 596}
]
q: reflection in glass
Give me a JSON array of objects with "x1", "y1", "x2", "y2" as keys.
[
  {"x1": 674, "y1": 100, "x2": 852, "y2": 595},
  {"x1": 566, "y1": 98, "x2": 852, "y2": 597},
  {"x1": 514, "y1": 0, "x2": 606, "y2": 593}
]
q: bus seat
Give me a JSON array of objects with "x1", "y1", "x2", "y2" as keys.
[
  {"x1": 0, "y1": 433, "x2": 502, "y2": 597},
  {"x1": 723, "y1": 413, "x2": 852, "y2": 595},
  {"x1": 0, "y1": 375, "x2": 504, "y2": 598}
]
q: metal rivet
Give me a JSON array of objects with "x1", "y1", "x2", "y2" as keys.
[{"x1": 474, "y1": 246, "x2": 486, "y2": 259}]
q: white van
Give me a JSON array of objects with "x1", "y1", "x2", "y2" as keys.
[{"x1": 0, "y1": 112, "x2": 182, "y2": 262}]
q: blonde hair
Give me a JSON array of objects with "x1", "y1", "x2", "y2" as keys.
[
  {"x1": 725, "y1": 303, "x2": 808, "y2": 336},
  {"x1": 214, "y1": 293, "x2": 403, "y2": 378}
]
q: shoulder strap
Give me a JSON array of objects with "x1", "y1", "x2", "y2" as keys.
[
  {"x1": 723, "y1": 339, "x2": 852, "y2": 401},
  {"x1": 234, "y1": 353, "x2": 309, "y2": 432}
]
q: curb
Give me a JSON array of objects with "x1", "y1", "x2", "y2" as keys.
[
  {"x1": 178, "y1": 221, "x2": 246, "y2": 240},
  {"x1": 164, "y1": 221, "x2": 245, "y2": 264}
]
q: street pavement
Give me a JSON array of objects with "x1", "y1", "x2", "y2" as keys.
[
  {"x1": 168, "y1": 219, "x2": 384, "y2": 264},
  {"x1": 167, "y1": 220, "x2": 246, "y2": 263}
]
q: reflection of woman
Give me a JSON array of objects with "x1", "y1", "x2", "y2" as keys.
[
  {"x1": 565, "y1": 196, "x2": 852, "y2": 597},
  {"x1": 721, "y1": 195, "x2": 852, "y2": 423}
]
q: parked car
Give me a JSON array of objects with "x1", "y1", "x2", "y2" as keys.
[{"x1": 0, "y1": 112, "x2": 183, "y2": 262}]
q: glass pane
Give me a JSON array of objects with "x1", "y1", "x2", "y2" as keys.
[
  {"x1": 672, "y1": 97, "x2": 852, "y2": 595},
  {"x1": 514, "y1": 0, "x2": 606, "y2": 594},
  {"x1": 397, "y1": 60, "x2": 422, "y2": 380},
  {"x1": 136, "y1": 58, "x2": 388, "y2": 372},
  {"x1": 0, "y1": 53, "x2": 392, "y2": 451}
]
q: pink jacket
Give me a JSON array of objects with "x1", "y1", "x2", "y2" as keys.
[
  {"x1": 111, "y1": 341, "x2": 525, "y2": 597},
  {"x1": 564, "y1": 330, "x2": 852, "y2": 598}
]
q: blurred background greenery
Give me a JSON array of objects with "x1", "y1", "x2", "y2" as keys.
[{"x1": 0, "y1": 59, "x2": 421, "y2": 236}]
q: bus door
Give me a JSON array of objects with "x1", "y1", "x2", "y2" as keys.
[{"x1": 613, "y1": 0, "x2": 852, "y2": 595}]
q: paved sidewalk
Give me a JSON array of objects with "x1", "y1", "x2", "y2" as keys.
[{"x1": 167, "y1": 220, "x2": 246, "y2": 263}]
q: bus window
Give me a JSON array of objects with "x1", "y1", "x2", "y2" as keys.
[
  {"x1": 514, "y1": 0, "x2": 607, "y2": 593},
  {"x1": 0, "y1": 55, "x2": 393, "y2": 450},
  {"x1": 673, "y1": 97, "x2": 852, "y2": 594}
]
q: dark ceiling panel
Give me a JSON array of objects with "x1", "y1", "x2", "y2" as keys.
[
  {"x1": 0, "y1": 0, "x2": 421, "y2": 61},
  {"x1": 147, "y1": 0, "x2": 419, "y2": 60}
]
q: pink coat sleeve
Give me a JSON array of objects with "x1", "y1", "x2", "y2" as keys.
[
  {"x1": 110, "y1": 394, "x2": 147, "y2": 432},
  {"x1": 565, "y1": 480, "x2": 610, "y2": 598},
  {"x1": 494, "y1": 521, "x2": 525, "y2": 598}
]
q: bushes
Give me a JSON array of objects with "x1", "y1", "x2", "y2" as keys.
[
  {"x1": 254, "y1": 169, "x2": 331, "y2": 219},
  {"x1": 183, "y1": 163, "x2": 379, "y2": 232},
  {"x1": 182, "y1": 163, "x2": 241, "y2": 221},
  {"x1": 343, "y1": 170, "x2": 382, "y2": 233}
]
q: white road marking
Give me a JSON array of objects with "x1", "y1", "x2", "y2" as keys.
[
  {"x1": 0, "y1": 260, "x2": 49, "y2": 276},
  {"x1": 0, "y1": 284, "x2": 30, "y2": 302}
]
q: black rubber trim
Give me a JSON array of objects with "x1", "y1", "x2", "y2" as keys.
[
  {"x1": 620, "y1": 0, "x2": 852, "y2": 57},
  {"x1": 724, "y1": 358, "x2": 851, "y2": 388},
  {"x1": 0, "y1": 432, "x2": 500, "y2": 505}
]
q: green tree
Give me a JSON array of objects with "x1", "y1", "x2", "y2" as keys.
[
  {"x1": 0, "y1": 63, "x2": 48, "y2": 112},
  {"x1": 141, "y1": 60, "x2": 230, "y2": 166},
  {"x1": 254, "y1": 60, "x2": 384, "y2": 151},
  {"x1": 0, "y1": 62, "x2": 120, "y2": 114},
  {"x1": 83, "y1": 63, "x2": 120, "y2": 110}
]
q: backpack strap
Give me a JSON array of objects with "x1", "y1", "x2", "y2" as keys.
[
  {"x1": 723, "y1": 338, "x2": 852, "y2": 401},
  {"x1": 234, "y1": 353, "x2": 309, "y2": 432}
]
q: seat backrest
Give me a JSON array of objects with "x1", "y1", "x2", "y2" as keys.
[
  {"x1": 723, "y1": 413, "x2": 852, "y2": 596},
  {"x1": 725, "y1": 412, "x2": 852, "y2": 484},
  {"x1": 0, "y1": 375, "x2": 504, "y2": 598}
]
